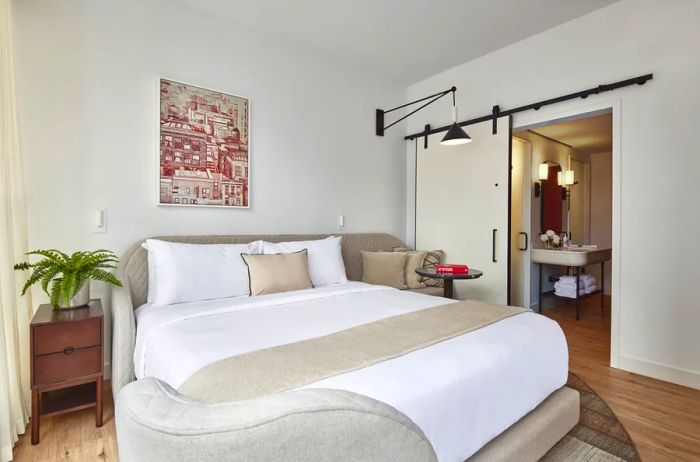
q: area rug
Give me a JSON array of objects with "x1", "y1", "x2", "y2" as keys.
[{"x1": 541, "y1": 374, "x2": 641, "y2": 461}]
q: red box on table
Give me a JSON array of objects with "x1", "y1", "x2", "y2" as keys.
[{"x1": 435, "y1": 264, "x2": 469, "y2": 274}]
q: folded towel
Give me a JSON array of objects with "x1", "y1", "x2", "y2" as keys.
[
  {"x1": 555, "y1": 277, "x2": 595, "y2": 285},
  {"x1": 558, "y1": 274, "x2": 596, "y2": 284},
  {"x1": 555, "y1": 280, "x2": 595, "y2": 290},
  {"x1": 555, "y1": 289, "x2": 585, "y2": 298},
  {"x1": 555, "y1": 284, "x2": 598, "y2": 298}
]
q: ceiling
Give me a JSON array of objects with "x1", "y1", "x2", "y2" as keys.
[
  {"x1": 178, "y1": 0, "x2": 618, "y2": 84},
  {"x1": 530, "y1": 112, "x2": 613, "y2": 155}
]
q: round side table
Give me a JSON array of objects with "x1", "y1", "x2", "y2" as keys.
[{"x1": 415, "y1": 267, "x2": 483, "y2": 299}]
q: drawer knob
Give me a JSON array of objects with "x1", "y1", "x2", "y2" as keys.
[{"x1": 63, "y1": 346, "x2": 75, "y2": 355}]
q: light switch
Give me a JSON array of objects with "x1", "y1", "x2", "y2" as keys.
[
  {"x1": 338, "y1": 213, "x2": 345, "y2": 230},
  {"x1": 94, "y1": 208, "x2": 107, "y2": 233}
]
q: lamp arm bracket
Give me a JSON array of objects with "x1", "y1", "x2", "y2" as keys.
[{"x1": 376, "y1": 87, "x2": 456, "y2": 137}]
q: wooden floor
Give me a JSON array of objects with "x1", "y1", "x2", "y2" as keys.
[
  {"x1": 13, "y1": 296, "x2": 700, "y2": 461},
  {"x1": 13, "y1": 381, "x2": 118, "y2": 461},
  {"x1": 543, "y1": 294, "x2": 700, "y2": 462}
]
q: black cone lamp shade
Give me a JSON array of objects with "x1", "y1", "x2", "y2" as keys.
[
  {"x1": 440, "y1": 105, "x2": 471, "y2": 145},
  {"x1": 441, "y1": 123, "x2": 471, "y2": 145}
]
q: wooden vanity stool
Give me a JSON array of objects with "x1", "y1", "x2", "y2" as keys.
[{"x1": 30, "y1": 299, "x2": 104, "y2": 444}]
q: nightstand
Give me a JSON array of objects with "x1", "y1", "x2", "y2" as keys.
[{"x1": 30, "y1": 299, "x2": 104, "y2": 445}]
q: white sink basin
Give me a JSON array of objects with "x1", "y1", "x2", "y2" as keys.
[{"x1": 531, "y1": 248, "x2": 611, "y2": 266}]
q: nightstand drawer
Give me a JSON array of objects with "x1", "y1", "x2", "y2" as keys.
[
  {"x1": 33, "y1": 346, "x2": 101, "y2": 385},
  {"x1": 33, "y1": 318, "x2": 101, "y2": 355}
]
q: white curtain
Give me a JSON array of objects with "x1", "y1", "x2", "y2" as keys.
[{"x1": 0, "y1": 0, "x2": 33, "y2": 459}]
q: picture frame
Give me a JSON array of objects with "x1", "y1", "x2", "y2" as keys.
[{"x1": 158, "y1": 78, "x2": 250, "y2": 208}]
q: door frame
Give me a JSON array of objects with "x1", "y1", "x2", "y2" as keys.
[
  {"x1": 510, "y1": 136, "x2": 532, "y2": 309},
  {"x1": 513, "y1": 98, "x2": 621, "y2": 368}
]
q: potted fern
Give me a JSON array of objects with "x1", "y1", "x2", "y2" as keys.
[{"x1": 14, "y1": 249, "x2": 123, "y2": 309}]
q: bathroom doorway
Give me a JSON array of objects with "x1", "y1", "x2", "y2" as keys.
[{"x1": 511, "y1": 109, "x2": 614, "y2": 361}]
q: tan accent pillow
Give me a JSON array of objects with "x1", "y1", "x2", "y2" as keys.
[
  {"x1": 241, "y1": 249, "x2": 313, "y2": 296},
  {"x1": 401, "y1": 250, "x2": 428, "y2": 289},
  {"x1": 393, "y1": 247, "x2": 444, "y2": 288},
  {"x1": 421, "y1": 250, "x2": 445, "y2": 287},
  {"x1": 361, "y1": 251, "x2": 408, "y2": 289}
]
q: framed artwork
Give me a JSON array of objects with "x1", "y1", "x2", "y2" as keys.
[{"x1": 159, "y1": 78, "x2": 249, "y2": 207}]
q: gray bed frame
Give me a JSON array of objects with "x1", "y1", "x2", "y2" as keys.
[{"x1": 112, "y1": 233, "x2": 579, "y2": 461}]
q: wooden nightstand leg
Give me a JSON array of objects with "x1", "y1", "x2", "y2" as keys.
[
  {"x1": 96, "y1": 376, "x2": 103, "y2": 427},
  {"x1": 31, "y1": 387, "x2": 40, "y2": 445}
]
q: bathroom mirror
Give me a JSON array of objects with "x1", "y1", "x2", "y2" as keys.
[{"x1": 540, "y1": 162, "x2": 564, "y2": 234}]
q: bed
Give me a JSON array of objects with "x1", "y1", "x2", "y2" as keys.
[{"x1": 112, "y1": 234, "x2": 579, "y2": 462}]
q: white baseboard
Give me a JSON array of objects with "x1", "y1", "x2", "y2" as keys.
[{"x1": 618, "y1": 355, "x2": 700, "y2": 390}]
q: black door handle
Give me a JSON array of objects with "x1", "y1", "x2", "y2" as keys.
[
  {"x1": 492, "y1": 228, "x2": 497, "y2": 262},
  {"x1": 519, "y1": 232, "x2": 528, "y2": 251}
]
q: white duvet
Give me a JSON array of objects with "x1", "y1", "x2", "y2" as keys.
[{"x1": 134, "y1": 282, "x2": 568, "y2": 462}]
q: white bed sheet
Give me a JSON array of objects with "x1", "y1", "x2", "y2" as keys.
[{"x1": 134, "y1": 282, "x2": 568, "y2": 462}]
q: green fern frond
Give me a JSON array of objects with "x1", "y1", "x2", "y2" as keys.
[
  {"x1": 39, "y1": 266, "x2": 64, "y2": 294},
  {"x1": 49, "y1": 278, "x2": 62, "y2": 307},
  {"x1": 19, "y1": 263, "x2": 61, "y2": 296},
  {"x1": 84, "y1": 268, "x2": 123, "y2": 287},
  {"x1": 28, "y1": 259, "x2": 53, "y2": 268},
  {"x1": 75, "y1": 274, "x2": 89, "y2": 297},
  {"x1": 26, "y1": 249, "x2": 68, "y2": 264},
  {"x1": 61, "y1": 271, "x2": 78, "y2": 304}
]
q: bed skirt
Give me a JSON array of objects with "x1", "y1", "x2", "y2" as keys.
[{"x1": 468, "y1": 386, "x2": 580, "y2": 461}]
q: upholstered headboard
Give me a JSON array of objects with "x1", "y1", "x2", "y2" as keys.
[
  {"x1": 119, "y1": 233, "x2": 407, "y2": 308},
  {"x1": 112, "y1": 233, "x2": 406, "y2": 394}
]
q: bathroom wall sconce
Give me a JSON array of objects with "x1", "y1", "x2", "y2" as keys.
[
  {"x1": 534, "y1": 163, "x2": 550, "y2": 197},
  {"x1": 534, "y1": 164, "x2": 576, "y2": 198},
  {"x1": 559, "y1": 170, "x2": 577, "y2": 200},
  {"x1": 557, "y1": 170, "x2": 576, "y2": 187}
]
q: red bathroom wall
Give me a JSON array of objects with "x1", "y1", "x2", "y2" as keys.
[{"x1": 543, "y1": 166, "x2": 562, "y2": 233}]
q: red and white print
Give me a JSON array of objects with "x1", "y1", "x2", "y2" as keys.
[{"x1": 159, "y1": 79, "x2": 249, "y2": 207}]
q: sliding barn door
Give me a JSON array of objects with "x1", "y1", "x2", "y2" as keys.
[{"x1": 416, "y1": 117, "x2": 511, "y2": 304}]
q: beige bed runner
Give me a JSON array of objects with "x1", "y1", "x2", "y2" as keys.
[{"x1": 178, "y1": 300, "x2": 527, "y2": 403}]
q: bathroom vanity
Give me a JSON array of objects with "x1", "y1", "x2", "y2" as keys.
[{"x1": 532, "y1": 247, "x2": 611, "y2": 320}]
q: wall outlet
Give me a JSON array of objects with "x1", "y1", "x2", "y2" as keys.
[{"x1": 94, "y1": 208, "x2": 107, "y2": 233}]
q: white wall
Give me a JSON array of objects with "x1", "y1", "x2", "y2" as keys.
[
  {"x1": 569, "y1": 156, "x2": 591, "y2": 245},
  {"x1": 406, "y1": 0, "x2": 700, "y2": 388},
  {"x1": 12, "y1": 0, "x2": 407, "y2": 373},
  {"x1": 590, "y1": 152, "x2": 613, "y2": 293}
]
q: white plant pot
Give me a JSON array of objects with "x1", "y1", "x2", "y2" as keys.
[{"x1": 57, "y1": 283, "x2": 90, "y2": 309}]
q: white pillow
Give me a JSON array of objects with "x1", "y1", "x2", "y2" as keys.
[
  {"x1": 143, "y1": 239, "x2": 260, "y2": 305},
  {"x1": 262, "y1": 236, "x2": 347, "y2": 287}
]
